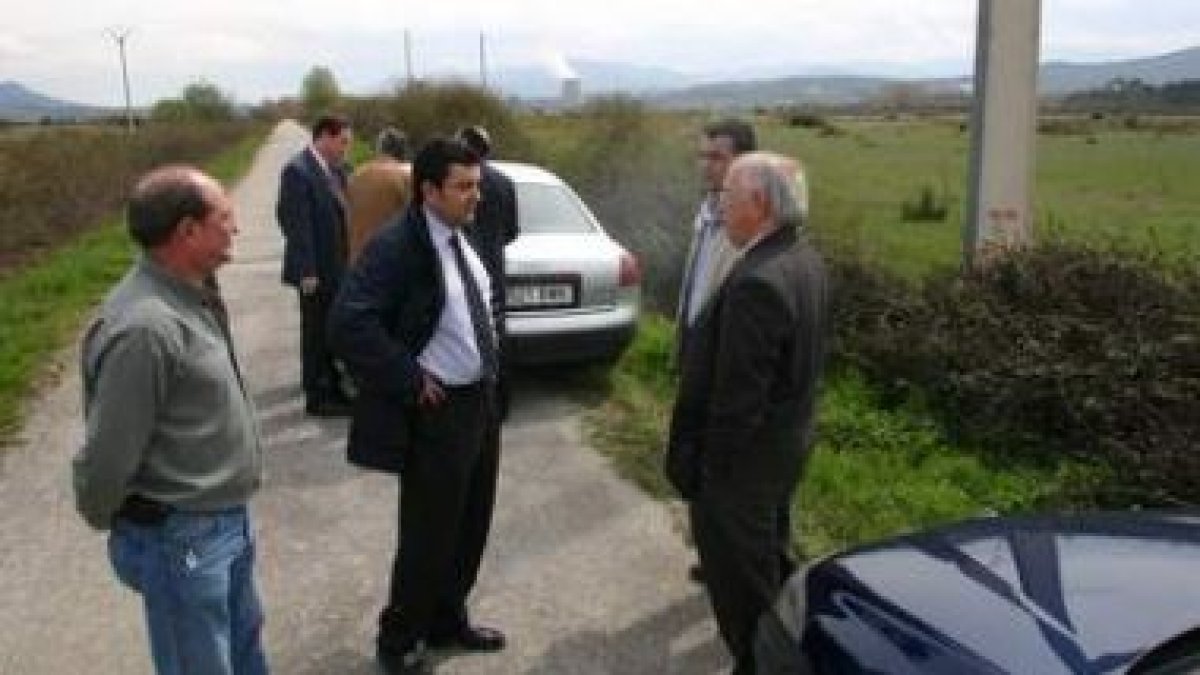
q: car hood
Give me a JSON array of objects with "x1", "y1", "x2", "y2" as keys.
[{"x1": 773, "y1": 511, "x2": 1200, "y2": 674}]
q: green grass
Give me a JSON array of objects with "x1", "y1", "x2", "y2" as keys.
[
  {"x1": 795, "y1": 372, "x2": 1108, "y2": 556},
  {"x1": 762, "y1": 117, "x2": 1200, "y2": 279},
  {"x1": 586, "y1": 315, "x2": 1108, "y2": 557},
  {"x1": 0, "y1": 129, "x2": 266, "y2": 443}
]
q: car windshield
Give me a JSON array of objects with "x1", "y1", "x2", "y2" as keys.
[{"x1": 516, "y1": 183, "x2": 597, "y2": 235}]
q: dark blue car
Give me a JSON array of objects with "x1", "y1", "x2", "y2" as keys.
[{"x1": 755, "y1": 511, "x2": 1200, "y2": 674}]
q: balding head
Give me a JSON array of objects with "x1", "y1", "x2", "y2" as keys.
[
  {"x1": 127, "y1": 165, "x2": 220, "y2": 249},
  {"x1": 721, "y1": 152, "x2": 809, "y2": 248}
]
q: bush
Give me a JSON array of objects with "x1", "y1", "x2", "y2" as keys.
[
  {"x1": 900, "y1": 184, "x2": 948, "y2": 222},
  {"x1": 151, "y1": 82, "x2": 237, "y2": 123},
  {"x1": 529, "y1": 98, "x2": 696, "y2": 314},
  {"x1": 343, "y1": 82, "x2": 529, "y2": 159},
  {"x1": 0, "y1": 122, "x2": 261, "y2": 275},
  {"x1": 831, "y1": 243, "x2": 1200, "y2": 503}
]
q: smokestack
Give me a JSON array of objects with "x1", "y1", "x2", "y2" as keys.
[
  {"x1": 561, "y1": 77, "x2": 582, "y2": 107},
  {"x1": 542, "y1": 50, "x2": 581, "y2": 107}
]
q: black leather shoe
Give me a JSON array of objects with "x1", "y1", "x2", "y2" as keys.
[
  {"x1": 306, "y1": 399, "x2": 352, "y2": 417},
  {"x1": 377, "y1": 642, "x2": 428, "y2": 674},
  {"x1": 428, "y1": 624, "x2": 506, "y2": 652}
]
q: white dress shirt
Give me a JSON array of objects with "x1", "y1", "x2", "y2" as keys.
[
  {"x1": 684, "y1": 196, "x2": 722, "y2": 326},
  {"x1": 417, "y1": 210, "x2": 497, "y2": 386}
]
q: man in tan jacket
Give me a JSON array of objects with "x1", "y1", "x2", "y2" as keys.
[{"x1": 347, "y1": 126, "x2": 412, "y2": 261}]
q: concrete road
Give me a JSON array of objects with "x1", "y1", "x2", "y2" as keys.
[{"x1": 0, "y1": 121, "x2": 727, "y2": 674}]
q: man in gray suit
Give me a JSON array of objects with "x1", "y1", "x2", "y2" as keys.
[{"x1": 666, "y1": 152, "x2": 827, "y2": 675}]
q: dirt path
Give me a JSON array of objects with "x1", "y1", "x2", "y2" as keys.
[{"x1": 0, "y1": 121, "x2": 727, "y2": 674}]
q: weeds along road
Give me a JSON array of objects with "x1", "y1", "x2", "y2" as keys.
[{"x1": 0, "y1": 121, "x2": 727, "y2": 674}]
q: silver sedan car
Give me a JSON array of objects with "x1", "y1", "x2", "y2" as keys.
[{"x1": 494, "y1": 161, "x2": 640, "y2": 365}]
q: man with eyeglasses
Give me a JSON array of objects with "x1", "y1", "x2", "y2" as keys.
[
  {"x1": 669, "y1": 118, "x2": 757, "y2": 585},
  {"x1": 668, "y1": 152, "x2": 827, "y2": 674},
  {"x1": 330, "y1": 137, "x2": 506, "y2": 675},
  {"x1": 674, "y1": 117, "x2": 757, "y2": 365}
]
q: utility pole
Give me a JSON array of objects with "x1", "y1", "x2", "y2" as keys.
[
  {"x1": 964, "y1": 0, "x2": 1041, "y2": 270},
  {"x1": 404, "y1": 29, "x2": 414, "y2": 86},
  {"x1": 479, "y1": 32, "x2": 488, "y2": 89},
  {"x1": 106, "y1": 26, "x2": 135, "y2": 134}
]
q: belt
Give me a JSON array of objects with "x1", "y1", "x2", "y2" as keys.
[
  {"x1": 114, "y1": 494, "x2": 173, "y2": 526},
  {"x1": 442, "y1": 379, "x2": 494, "y2": 395}
]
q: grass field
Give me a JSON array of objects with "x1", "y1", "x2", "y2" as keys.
[
  {"x1": 0, "y1": 130, "x2": 266, "y2": 443},
  {"x1": 572, "y1": 112, "x2": 1197, "y2": 555},
  {"x1": 763, "y1": 116, "x2": 1200, "y2": 279}
]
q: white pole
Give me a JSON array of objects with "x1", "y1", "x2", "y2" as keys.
[
  {"x1": 479, "y1": 32, "x2": 488, "y2": 89},
  {"x1": 405, "y1": 30, "x2": 414, "y2": 85},
  {"x1": 964, "y1": 0, "x2": 1042, "y2": 269}
]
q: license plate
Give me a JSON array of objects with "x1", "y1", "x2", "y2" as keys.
[{"x1": 507, "y1": 283, "x2": 574, "y2": 309}]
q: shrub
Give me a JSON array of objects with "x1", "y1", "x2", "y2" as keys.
[
  {"x1": 0, "y1": 122, "x2": 261, "y2": 275},
  {"x1": 786, "y1": 111, "x2": 827, "y2": 129},
  {"x1": 900, "y1": 184, "x2": 948, "y2": 222},
  {"x1": 343, "y1": 82, "x2": 529, "y2": 159},
  {"x1": 529, "y1": 98, "x2": 696, "y2": 314},
  {"x1": 831, "y1": 243, "x2": 1200, "y2": 503}
]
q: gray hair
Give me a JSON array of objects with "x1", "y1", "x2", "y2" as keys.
[
  {"x1": 376, "y1": 126, "x2": 410, "y2": 161},
  {"x1": 733, "y1": 151, "x2": 809, "y2": 229}
]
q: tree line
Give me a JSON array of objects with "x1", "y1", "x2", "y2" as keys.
[{"x1": 1062, "y1": 78, "x2": 1200, "y2": 112}]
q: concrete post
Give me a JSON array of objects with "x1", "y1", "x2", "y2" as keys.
[{"x1": 964, "y1": 0, "x2": 1042, "y2": 269}]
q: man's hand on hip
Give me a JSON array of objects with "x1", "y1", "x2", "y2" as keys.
[{"x1": 418, "y1": 370, "x2": 446, "y2": 409}]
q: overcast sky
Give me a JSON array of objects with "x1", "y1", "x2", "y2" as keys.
[{"x1": 4, "y1": 0, "x2": 1198, "y2": 106}]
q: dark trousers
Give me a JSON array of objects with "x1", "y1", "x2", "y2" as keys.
[
  {"x1": 691, "y1": 483, "x2": 795, "y2": 675},
  {"x1": 381, "y1": 383, "x2": 500, "y2": 650},
  {"x1": 299, "y1": 288, "x2": 341, "y2": 404}
]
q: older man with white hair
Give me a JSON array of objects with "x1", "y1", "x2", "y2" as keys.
[{"x1": 666, "y1": 151, "x2": 828, "y2": 675}]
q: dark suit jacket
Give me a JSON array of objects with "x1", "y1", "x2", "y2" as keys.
[
  {"x1": 277, "y1": 148, "x2": 349, "y2": 287},
  {"x1": 328, "y1": 205, "x2": 496, "y2": 474},
  {"x1": 463, "y1": 162, "x2": 518, "y2": 320},
  {"x1": 666, "y1": 226, "x2": 829, "y2": 500}
]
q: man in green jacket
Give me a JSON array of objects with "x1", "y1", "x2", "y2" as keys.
[{"x1": 72, "y1": 164, "x2": 267, "y2": 675}]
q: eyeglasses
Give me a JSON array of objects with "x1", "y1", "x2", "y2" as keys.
[{"x1": 698, "y1": 150, "x2": 732, "y2": 162}]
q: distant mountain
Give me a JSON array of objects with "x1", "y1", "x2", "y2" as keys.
[
  {"x1": 0, "y1": 81, "x2": 103, "y2": 121},
  {"x1": 648, "y1": 75, "x2": 970, "y2": 109},
  {"x1": 1040, "y1": 46, "x2": 1200, "y2": 94},
  {"x1": 644, "y1": 46, "x2": 1200, "y2": 108}
]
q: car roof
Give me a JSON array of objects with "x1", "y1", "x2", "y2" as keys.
[{"x1": 491, "y1": 160, "x2": 566, "y2": 187}]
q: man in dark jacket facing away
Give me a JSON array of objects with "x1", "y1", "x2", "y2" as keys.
[
  {"x1": 666, "y1": 151, "x2": 827, "y2": 675},
  {"x1": 329, "y1": 137, "x2": 505, "y2": 675},
  {"x1": 277, "y1": 113, "x2": 353, "y2": 416},
  {"x1": 457, "y1": 125, "x2": 518, "y2": 416}
]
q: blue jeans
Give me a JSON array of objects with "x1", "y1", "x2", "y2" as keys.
[{"x1": 108, "y1": 505, "x2": 269, "y2": 675}]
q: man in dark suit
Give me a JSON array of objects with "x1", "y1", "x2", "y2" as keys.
[
  {"x1": 456, "y1": 125, "x2": 518, "y2": 417},
  {"x1": 329, "y1": 137, "x2": 505, "y2": 675},
  {"x1": 666, "y1": 151, "x2": 827, "y2": 675},
  {"x1": 277, "y1": 113, "x2": 354, "y2": 416}
]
